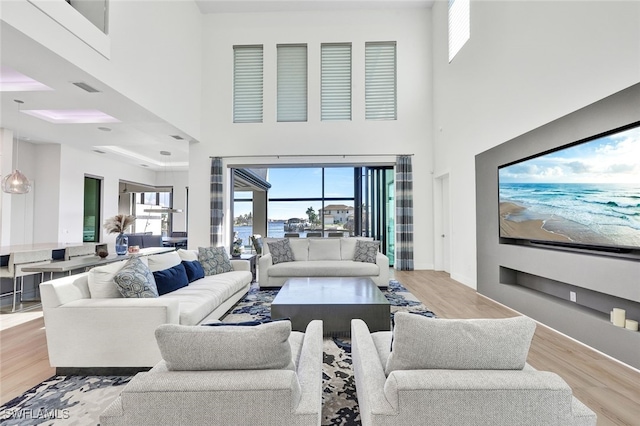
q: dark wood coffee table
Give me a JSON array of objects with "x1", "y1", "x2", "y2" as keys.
[{"x1": 271, "y1": 277, "x2": 391, "y2": 336}]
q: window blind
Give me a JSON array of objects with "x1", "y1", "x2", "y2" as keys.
[
  {"x1": 277, "y1": 44, "x2": 308, "y2": 122},
  {"x1": 448, "y1": 0, "x2": 470, "y2": 63},
  {"x1": 321, "y1": 43, "x2": 352, "y2": 121},
  {"x1": 233, "y1": 45, "x2": 263, "y2": 123},
  {"x1": 365, "y1": 41, "x2": 397, "y2": 120}
]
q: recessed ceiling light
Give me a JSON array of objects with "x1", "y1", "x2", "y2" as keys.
[
  {"x1": 97, "y1": 127, "x2": 112, "y2": 132},
  {"x1": 21, "y1": 109, "x2": 120, "y2": 124},
  {"x1": 140, "y1": 164, "x2": 149, "y2": 168},
  {"x1": 160, "y1": 151, "x2": 171, "y2": 156},
  {"x1": 170, "y1": 135, "x2": 184, "y2": 140},
  {"x1": 0, "y1": 66, "x2": 53, "y2": 92},
  {"x1": 93, "y1": 149, "x2": 106, "y2": 154}
]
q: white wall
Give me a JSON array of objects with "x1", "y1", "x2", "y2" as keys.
[
  {"x1": 432, "y1": 0, "x2": 640, "y2": 288},
  {"x1": 190, "y1": 9, "x2": 434, "y2": 267},
  {"x1": 0, "y1": 0, "x2": 203, "y2": 139}
]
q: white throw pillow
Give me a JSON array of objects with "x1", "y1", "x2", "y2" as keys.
[
  {"x1": 146, "y1": 251, "x2": 182, "y2": 273},
  {"x1": 177, "y1": 249, "x2": 198, "y2": 262},
  {"x1": 87, "y1": 259, "x2": 132, "y2": 298},
  {"x1": 385, "y1": 313, "x2": 536, "y2": 375},
  {"x1": 156, "y1": 321, "x2": 294, "y2": 371},
  {"x1": 308, "y1": 238, "x2": 341, "y2": 261}
]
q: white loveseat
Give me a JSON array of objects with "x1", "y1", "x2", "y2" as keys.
[
  {"x1": 40, "y1": 249, "x2": 252, "y2": 369},
  {"x1": 259, "y1": 237, "x2": 389, "y2": 288}
]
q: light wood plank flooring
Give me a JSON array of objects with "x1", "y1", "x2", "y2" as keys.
[{"x1": 1, "y1": 270, "x2": 639, "y2": 426}]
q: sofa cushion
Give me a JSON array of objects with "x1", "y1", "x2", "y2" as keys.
[
  {"x1": 198, "y1": 246, "x2": 232, "y2": 275},
  {"x1": 353, "y1": 240, "x2": 380, "y2": 263},
  {"x1": 268, "y1": 239, "x2": 295, "y2": 264},
  {"x1": 385, "y1": 313, "x2": 536, "y2": 375},
  {"x1": 340, "y1": 237, "x2": 373, "y2": 260},
  {"x1": 114, "y1": 257, "x2": 159, "y2": 298},
  {"x1": 177, "y1": 249, "x2": 198, "y2": 262},
  {"x1": 156, "y1": 321, "x2": 294, "y2": 371},
  {"x1": 181, "y1": 260, "x2": 205, "y2": 282},
  {"x1": 268, "y1": 260, "x2": 379, "y2": 277},
  {"x1": 308, "y1": 238, "x2": 341, "y2": 261},
  {"x1": 146, "y1": 251, "x2": 182, "y2": 272},
  {"x1": 87, "y1": 258, "x2": 140, "y2": 298},
  {"x1": 288, "y1": 238, "x2": 309, "y2": 261},
  {"x1": 153, "y1": 263, "x2": 189, "y2": 295},
  {"x1": 160, "y1": 271, "x2": 251, "y2": 325}
]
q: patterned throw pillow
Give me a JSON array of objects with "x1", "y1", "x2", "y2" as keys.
[
  {"x1": 113, "y1": 257, "x2": 159, "y2": 298},
  {"x1": 198, "y1": 246, "x2": 233, "y2": 276},
  {"x1": 353, "y1": 240, "x2": 380, "y2": 263},
  {"x1": 267, "y1": 239, "x2": 295, "y2": 265}
]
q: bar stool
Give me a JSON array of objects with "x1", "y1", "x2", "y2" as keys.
[
  {"x1": 0, "y1": 249, "x2": 52, "y2": 311},
  {"x1": 64, "y1": 243, "x2": 97, "y2": 275}
]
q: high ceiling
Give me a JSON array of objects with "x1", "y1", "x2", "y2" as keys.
[{"x1": 0, "y1": 0, "x2": 434, "y2": 172}]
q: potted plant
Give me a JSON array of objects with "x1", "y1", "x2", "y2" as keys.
[
  {"x1": 232, "y1": 233, "x2": 243, "y2": 258},
  {"x1": 104, "y1": 214, "x2": 136, "y2": 255}
]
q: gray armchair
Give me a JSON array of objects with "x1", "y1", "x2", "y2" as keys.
[
  {"x1": 351, "y1": 315, "x2": 597, "y2": 426},
  {"x1": 101, "y1": 320, "x2": 323, "y2": 425}
]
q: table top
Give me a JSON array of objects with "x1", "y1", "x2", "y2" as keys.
[
  {"x1": 22, "y1": 247, "x2": 174, "y2": 273},
  {"x1": 272, "y1": 277, "x2": 389, "y2": 306},
  {"x1": 0, "y1": 242, "x2": 86, "y2": 256}
]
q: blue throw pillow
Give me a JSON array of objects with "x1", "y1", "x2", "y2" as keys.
[
  {"x1": 181, "y1": 260, "x2": 205, "y2": 283},
  {"x1": 202, "y1": 318, "x2": 290, "y2": 327},
  {"x1": 153, "y1": 263, "x2": 189, "y2": 296}
]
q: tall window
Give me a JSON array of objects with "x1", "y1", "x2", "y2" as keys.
[
  {"x1": 321, "y1": 43, "x2": 352, "y2": 121},
  {"x1": 233, "y1": 45, "x2": 264, "y2": 123},
  {"x1": 277, "y1": 44, "x2": 308, "y2": 122},
  {"x1": 365, "y1": 41, "x2": 397, "y2": 120},
  {"x1": 448, "y1": 0, "x2": 470, "y2": 62},
  {"x1": 83, "y1": 176, "x2": 101, "y2": 242}
]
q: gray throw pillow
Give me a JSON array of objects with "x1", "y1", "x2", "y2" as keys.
[
  {"x1": 198, "y1": 246, "x2": 232, "y2": 275},
  {"x1": 353, "y1": 239, "x2": 380, "y2": 263},
  {"x1": 113, "y1": 257, "x2": 159, "y2": 298},
  {"x1": 385, "y1": 313, "x2": 536, "y2": 375},
  {"x1": 267, "y1": 239, "x2": 295, "y2": 264},
  {"x1": 156, "y1": 321, "x2": 294, "y2": 371}
]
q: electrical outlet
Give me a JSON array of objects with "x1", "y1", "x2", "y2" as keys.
[{"x1": 570, "y1": 291, "x2": 577, "y2": 303}]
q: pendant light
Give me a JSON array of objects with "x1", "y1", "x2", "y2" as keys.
[{"x1": 2, "y1": 100, "x2": 32, "y2": 194}]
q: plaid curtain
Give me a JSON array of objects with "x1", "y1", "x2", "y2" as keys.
[
  {"x1": 395, "y1": 155, "x2": 414, "y2": 270},
  {"x1": 210, "y1": 157, "x2": 224, "y2": 247}
]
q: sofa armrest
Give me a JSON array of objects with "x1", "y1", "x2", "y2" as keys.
[
  {"x1": 258, "y1": 253, "x2": 273, "y2": 285},
  {"x1": 376, "y1": 252, "x2": 389, "y2": 285},
  {"x1": 295, "y1": 320, "x2": 323, "y2": 415},
  {"x1": 43, "y1": 298, "x2": 180, "y2": 367},
  {"x1": 230, "y1": 259, "x2": 250, "y2": 272},
  {"x1": 351, "y1": 319, "x2": 397, "y2": 418}
]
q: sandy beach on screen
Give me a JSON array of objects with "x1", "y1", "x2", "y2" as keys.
[{"x1": 499, "y1": 202, "x2": 572, "y2": 242}]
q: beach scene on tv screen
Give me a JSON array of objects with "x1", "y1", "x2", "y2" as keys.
[{"x1": 499, "y1": 125, "x2": 640, "y2": 249}]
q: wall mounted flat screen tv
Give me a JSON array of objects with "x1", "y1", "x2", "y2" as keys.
[{"x1": 498, "y1": 122, "x2": 640, "y2": 252}]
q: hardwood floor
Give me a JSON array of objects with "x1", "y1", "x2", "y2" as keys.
[{"x1": 1, "y1": 270, "x2": 639, "y2": 426}]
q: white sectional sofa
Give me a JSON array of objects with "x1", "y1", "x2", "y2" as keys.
[
  {"x1": 258, "y1": 237, "x2": 389, "y2": 288},
  {"x1": 40, "y1": 249, "x2": 252, "y2": 369}
]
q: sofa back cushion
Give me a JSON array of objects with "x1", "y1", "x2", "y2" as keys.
[
  {"x1": 308, "y1": 238, "x2": 341, "y2": 261},
  {"x1": 288, "y1": 238, "x2": 309, "y2": 261},
  {"x1": 340, "y1": 237, "x2": 373, "y2": 260},
  {"x1": 156, "y1": 321, "x2": 294, "y2": 371},
  {"x1": 385, "y1": 313, "x2": 536, "y2": 375},
  {"x1": 146, "y1": 251, "x2": 182, "y2": 273},
  {"x1": 88, "y1": 259, "x2": 138, "y2": 298},
  {"x1": 177, "y1": 249, "x2": 198, "y2": 262}
]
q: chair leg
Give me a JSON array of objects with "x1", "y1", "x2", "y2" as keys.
[{"x1": 12, "y1": 277, "x2": 17, "y2": 312}]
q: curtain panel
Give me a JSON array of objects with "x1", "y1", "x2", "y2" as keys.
[
  {"x1": 395, "y1": 155, "x2": 414, "y2": 270},
  {"x1": 210, "y1": 157, "x2": 224, "y2": 247}
]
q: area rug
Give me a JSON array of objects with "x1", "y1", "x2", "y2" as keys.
[{"x1": 0, "y1": 280, "x2": 435, "y2": 426}]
